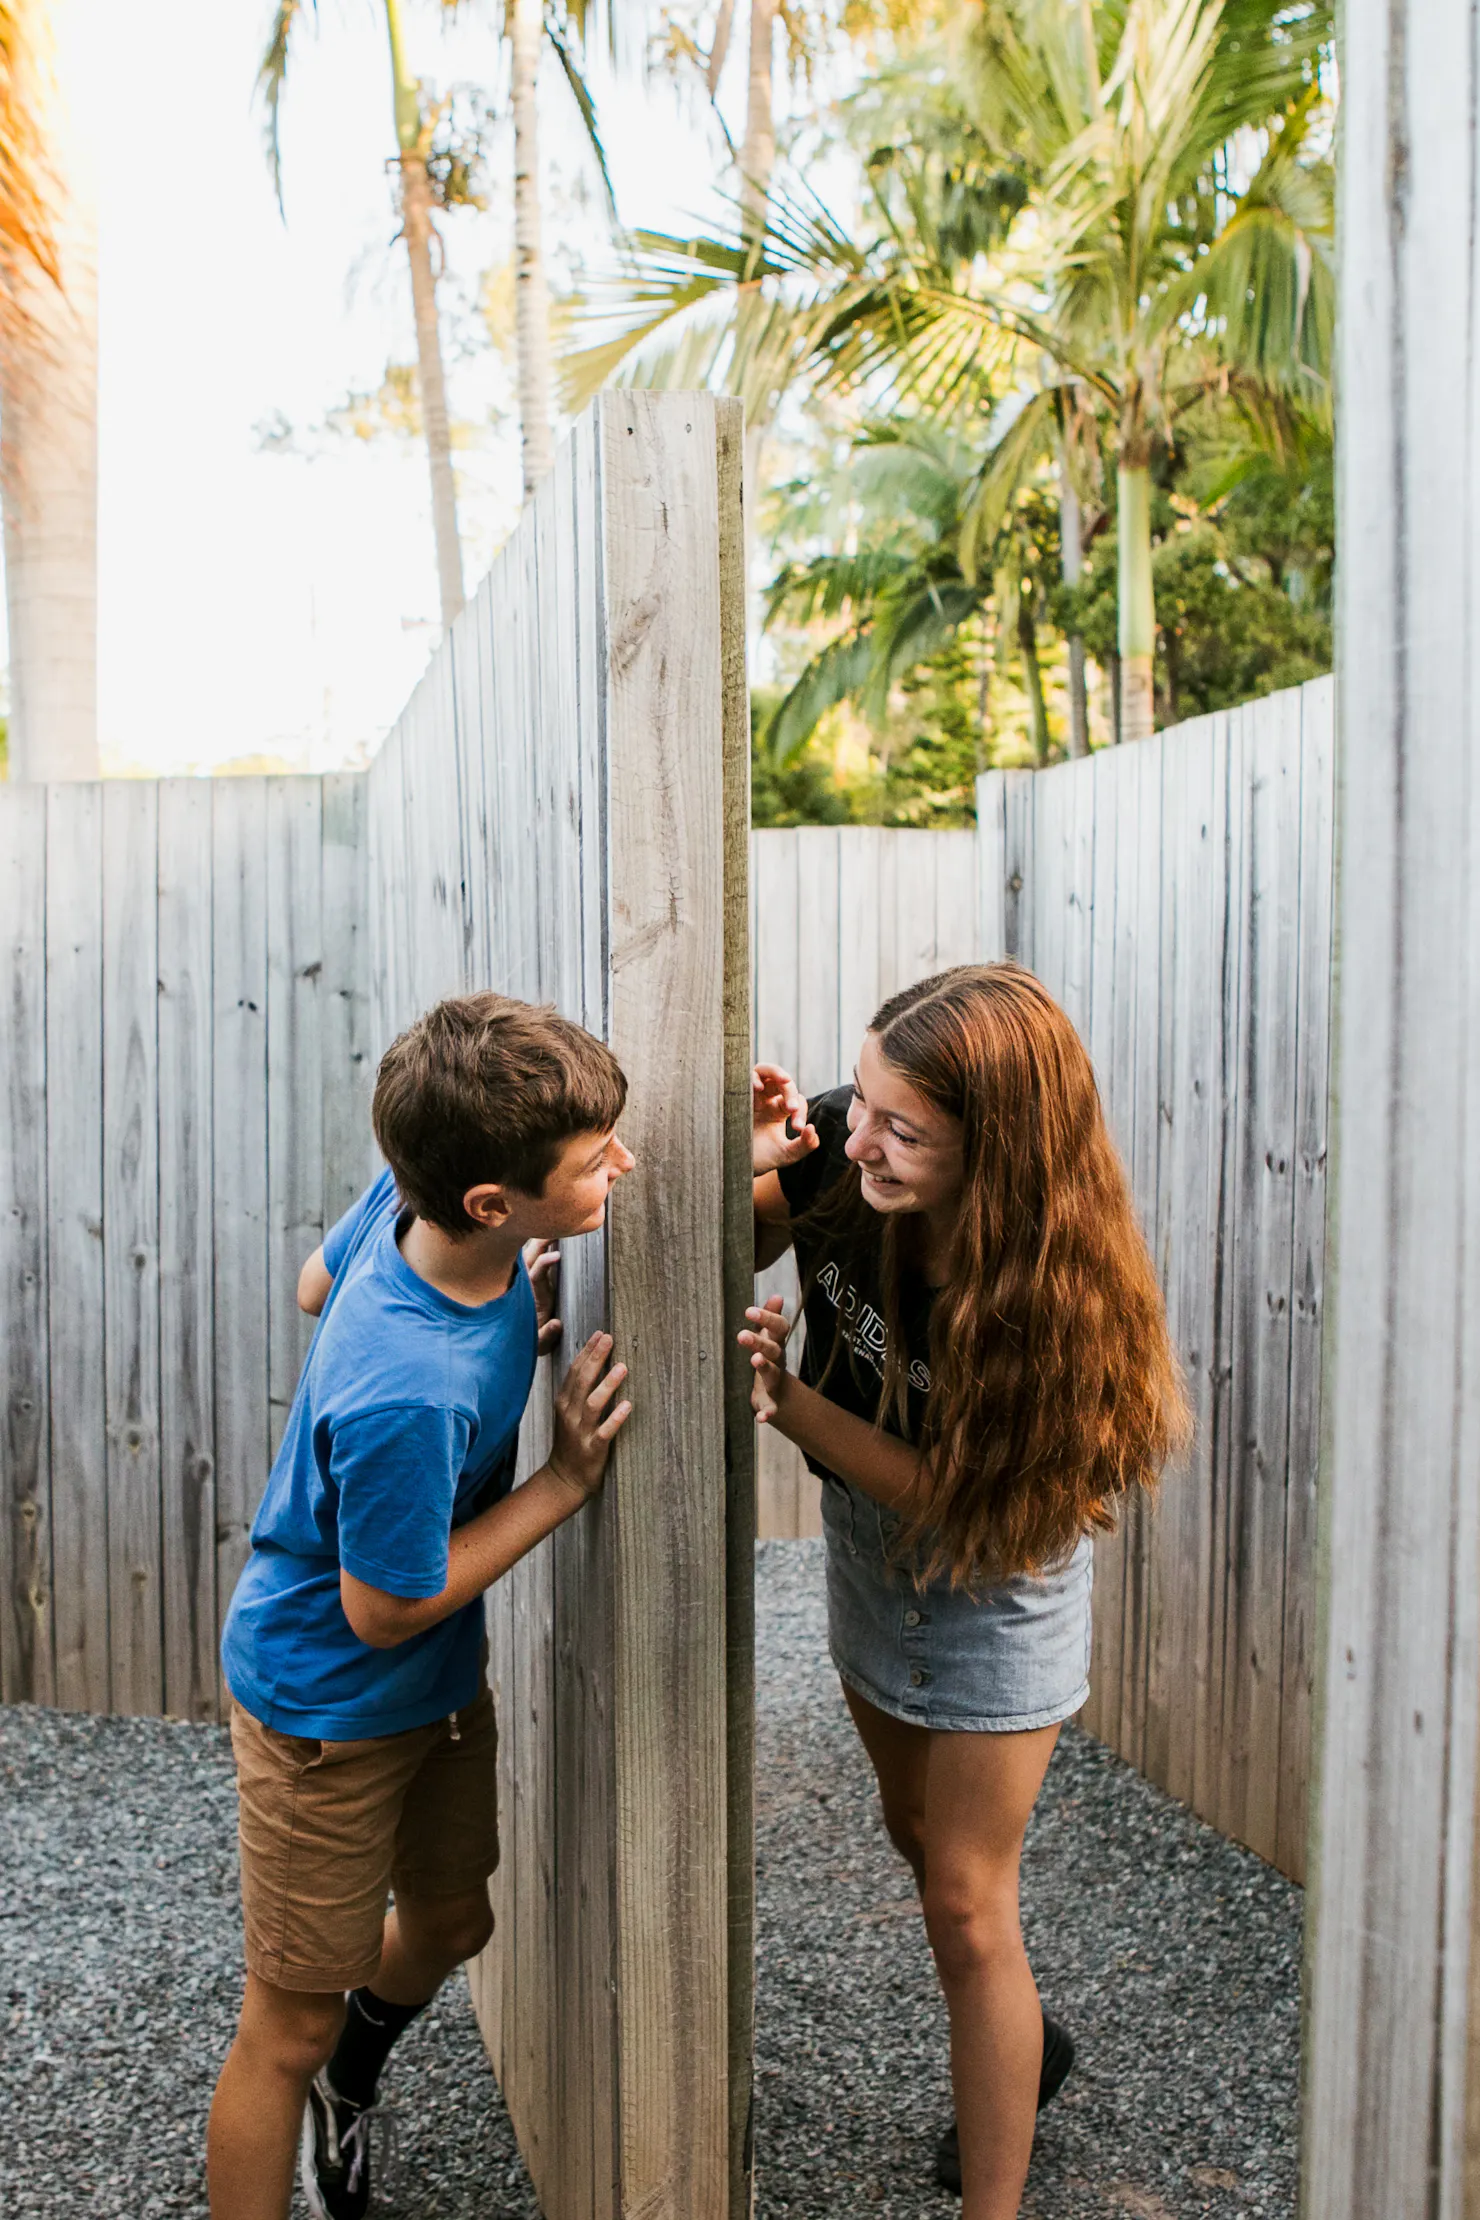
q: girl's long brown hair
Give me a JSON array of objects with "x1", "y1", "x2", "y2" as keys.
[{"x1": 800, "y1": 963, "x2": 1190, "y2": 1586}]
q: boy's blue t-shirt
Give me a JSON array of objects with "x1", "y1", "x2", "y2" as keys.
[{"x1": 221, "y1": 1168, "x2": 538, "y2": 1740}]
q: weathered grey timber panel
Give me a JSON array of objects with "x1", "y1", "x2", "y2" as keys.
[
  {"x1": 1302, "y1": 2, "x2": 1480, "y2": 2209},
  {"x1": 0, "y1": 784, "x2": 52, "y2": 1705},
  {"x1": 977, "y1": 677, "x2": 1334, "y2": 1883},
  {"x1": 46, "y1": 782, "x2": 107, "y2": 1713},
  {"x1": 359, "y1": 394, "x2": 746, "y2": 2218},
  {"x1": 0, "y1": 771, "x2": 369, "y2": 1723},
  {"x1": 102, "y1": 780, "x2": 162, "y2": 1717},
  {"x1": 156, "y1": 781, "x2": 218, "y2": 1724}
]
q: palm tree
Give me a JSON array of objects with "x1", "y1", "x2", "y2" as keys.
[
  {"x1": 761, "y1": 419, "x2": 1060, "y2": 767},
  {"x1": 0, "y1": 0, "x2": 99, "y2": 781},
  {"x1": 503, "y1": 0, "x2": 620, "y2": 495},
  {"x1": 262, "y1": 0, "x2": 471, "y2": 627},
  {"x1": 570, "y1": 0, "x2": 1333, "y2": 745}
]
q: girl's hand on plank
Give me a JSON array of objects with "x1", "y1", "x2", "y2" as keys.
[
  {"x1": 752, "y1": 1063, "x2": 818, "y2": 1175},
  {"x1": 739, "y1": 1295, "x2": 792, "y2": 1424},
  {"x1": 524, "y1": 1238, "x2": 563, "y2": 1352},
  {"x1": 548, "y1": 1332, "x2": 631, "y2": 1499}
]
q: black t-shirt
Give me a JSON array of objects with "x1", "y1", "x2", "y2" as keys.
[{"x1": 776, "y1": 1087, "x2": 936, "y2": 1484}]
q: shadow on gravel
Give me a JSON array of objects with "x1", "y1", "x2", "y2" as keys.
[{"x1": 0, "y1": 1540, "x2": 1299, "y2": 2219}]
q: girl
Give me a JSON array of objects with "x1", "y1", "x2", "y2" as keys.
[{"x1": 741, "y1": 964, "x2": 1188, "y2": 2218}]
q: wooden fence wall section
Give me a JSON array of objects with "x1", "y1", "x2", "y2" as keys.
[
  {"x1": 748, "y1": 826, "x2": 980, "y2": 1538},
  {"x1": 0, "y1": 773, "x2": 374, "y2": 1723},
  {"x1": 1303, "y1": 3, "x2": 1480, "y2": 2203},
  {"x1": 361, "y1": 392, "x2": 751, "y2": 2220},
  {"x1": 980, "y1": 676, "x2": 1334, "y2": 1883}
]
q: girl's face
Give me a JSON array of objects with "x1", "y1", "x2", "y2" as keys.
[{"x1": 844, "y1": 1032, "x2": 965, "y2": 1218}]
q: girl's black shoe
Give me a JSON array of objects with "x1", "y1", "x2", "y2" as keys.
[{"x1": 933, "y1": 2013, "x2": 1075, "y2": 2193}]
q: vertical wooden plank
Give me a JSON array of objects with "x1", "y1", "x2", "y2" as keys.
[
  {"x1": 1000, "y1": 770, "x2": 1034, "y2": 969},
  {"x1": 975, "y1": 772, "x2": 1008, "y2": 960},
  {"x1": 1142, "y1": 718, "x2": 1208, "y2": 1801},
  {"x1": 1028, "y1": 765, "x2": 1067, "y2": 1004},
  {"x1": 571, "y1": 404, "x2": 620, "y2": 2220},
  {"x1": 157, "y1": 780, "x2": 218, "y2": 1724},
  {"x1": 321, "y1": 774, "x2": 375, "y2": 1223},
  {"x1": 1200, "y1": 707, "x2": 1246, "y2": 1830},
  {"x1": 600, "y1": 389, "x2": 730, "y2": 2220},
  {"x1": 933, "y1": 828, "x2": 979, "y2": 969},
  {"x1": 102, "y1": 779, "x2": 163, "y2": 1717},
  {"x1": 1217, "y1": 688, "x2": 1304, "y2": 1864},
  {"x1": 1305, "y1": 0, "x2": 1480, "y2": 2193},
  {"x1": 0, "y1": 786, "x2": 53, "y2": 1705},
  {"x1": 45, "y1": 783, "x2": 108, "y2": 1711},
  {"x1": 265, "y1": 780, "x2": 324, "y2": 1463},
  {"x1": 714, "y1": 393, "x2": 756, "y2": 2220},
  {"x1": 1081, "y1": 753, "x2": 1123, "y2": 1748},
  {"x1": 893, "y1": 827, "x2": 941, "y2": 989},
  {"x1": 874, "y1": 821, "x2": 902, "y2": 1001},
  {"x1": 838, "y1": 826, "x2": 883, "y2": 1049},
  {"x1": 1275, "y1": 679, "x2": 1334, "y2": 1884},
  {"x1": 212, "y1": 779, "x2": 270, "y2": 1640},
  {"x1": 1175, "y1": 716, "x2": 1229, "y2": 1816},
  {"x1": 794, "y1": 827, "x2": 842, "y2": 1089},
  {"x1": 1120, "y1": 732, "x2": 1165, "y2": 1773}
]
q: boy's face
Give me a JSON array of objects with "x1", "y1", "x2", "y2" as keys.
[{"x1": 521, "y1": 1128, "x2": 635, "y2": 1238}]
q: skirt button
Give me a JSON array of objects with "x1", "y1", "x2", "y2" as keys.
[
  {"x1": 904, "y1": 1609, "x2": 921, "y2": 1627},
  {"x1": 910, "y1": 1668, "x2": 924, "y2": 1687}
]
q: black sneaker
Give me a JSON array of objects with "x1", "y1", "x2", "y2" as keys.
[
  {"x1": 933, "y1": 2013, "x2": 1075, "y2": 2193},
  {"x1": 300, "y1": 2070, "x2": 397, "y2": 2219}
]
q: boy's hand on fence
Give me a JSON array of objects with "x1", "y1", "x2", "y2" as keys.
[
  {"x1": 525, "y1": 1239, "x2": 562, "y2": 1352},
  {"x1": 739, "y1": 1296, "x2": 792, "y2": 1425},
  {"x1": 548, "y1": 1333, "x2": 631, "y2": 1500},
  {"x1": 752, "y1": 1064, "x2": 819, "y2": 1176}
]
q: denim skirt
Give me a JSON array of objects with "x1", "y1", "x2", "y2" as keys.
[{"x1": 821, "y1": 1475, "x2": 1093, "y2": 1733}]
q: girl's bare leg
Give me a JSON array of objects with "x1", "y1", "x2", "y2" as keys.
[{"x1": 840, "y1": 1678, "x2": 1058, "y2": 2220}]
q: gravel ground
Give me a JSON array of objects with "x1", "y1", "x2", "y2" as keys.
[{"x1": 0, "y1": 1541, "x2": 1300, "y2": 2218}]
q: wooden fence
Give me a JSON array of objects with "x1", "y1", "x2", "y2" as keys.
[
  {"x1": 980, "y1": 679, "x2": 1335, "y2": 1883},
  {"x1": 0, "y1": 772, "x2": 375, "y2": 1723},
  {"x1": 746, "y1": 684, "x2": 1333, "y2": 1886},
  {"x1": 0, "y1": 393, "x2": 752, "y2": 2220}
]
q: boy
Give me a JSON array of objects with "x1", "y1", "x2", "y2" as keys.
[{"x1": 208, "y1": 993, "x2": 635, "y2": 2220}]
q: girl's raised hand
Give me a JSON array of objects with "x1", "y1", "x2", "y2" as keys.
[
  {"x1": 524, "y1": 1239, "x2": 563, "y2": 1352},
  {"x1": 752, "y1": 1063, "x2": 819, "y2": 1176},
  {"x1": 739, "y1": 1294, "x2": 792, "y2": 1424}
]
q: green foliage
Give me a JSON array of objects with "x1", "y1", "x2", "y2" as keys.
[{"x1": 1063, "y1": 428, "x2": 1333, "y2": 724}]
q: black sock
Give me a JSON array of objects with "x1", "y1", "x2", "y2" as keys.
[{"x1": 326, "y1": 1987, "x2": 429, "y2": 2109}]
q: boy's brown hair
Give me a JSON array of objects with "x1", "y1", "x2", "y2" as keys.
[{"x1": 372, "y1": 993, "x2": 627, "y2": 1232}]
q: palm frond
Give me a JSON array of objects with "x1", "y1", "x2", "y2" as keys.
[
  {"x1": 543, "y1": 6, "x2": 618, "y2": 222},
  {"x1": 959, "y1": 385, "x2": 1063, "y2": 580},
  {"x1": 763, "y1": 633, "x2": 878, "y2": 763},
  {"x1": 257, "y1": 0, "x2": 314, "y2": 214}
]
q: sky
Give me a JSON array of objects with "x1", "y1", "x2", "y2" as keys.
[{"x1": 75, "y1": 2, "x2": 759, "y2": 775}]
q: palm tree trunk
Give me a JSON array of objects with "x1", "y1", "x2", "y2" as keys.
[
  {"x1": 383, "y1": 0, "x2": 464, "y2": 628},
  {"x1": 510, "y1": 0, "x2": 554, "y2": 498},
  {"x1": 1116, "y1": 460, "x2": 1155, "y2": 745},
  {"x1": 742, "y1": 0, "x2": 777, "y2": 229},
  {"x1": 1, "y1": 0, "x2": 97, "y2": 781},
  {"x1": 1018, "y1": 595, "x2": 1050, "y2": 766},
  {"x1": 399, "y1": 157, "x2": 465, "y2": 628},
  {"x1": 1058, "y1": 467, "x2": 1089, "y2": 758}
]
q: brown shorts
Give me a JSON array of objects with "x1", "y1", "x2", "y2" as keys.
[{"x1": 229, "y1": 1680, "x2": 500, "y2": 1993}]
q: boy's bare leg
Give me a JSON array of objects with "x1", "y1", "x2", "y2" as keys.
[
  {"x1": 368, "y1": 1883, "x2": 495, "y2": 2007},
  {"x1": 207, "y1": 1974, "x2": 344, "y2": 2220}
]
